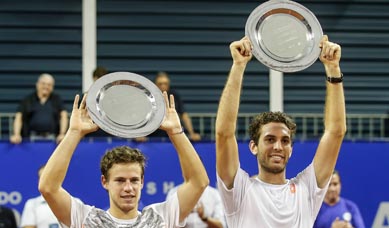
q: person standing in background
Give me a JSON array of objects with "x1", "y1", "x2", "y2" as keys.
[
  {"x1": 10, "y1": 73, "x2": 68, "y2": 144},
  {"x1": 150, "y1": 71, "x2": 201, "y2": 141},
  {"x1": 314, "y1": 170, "x2": 365, "y2": 228}
]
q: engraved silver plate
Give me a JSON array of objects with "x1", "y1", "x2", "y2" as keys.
[
  {"x1": 86, "y1": 72, "x2": 165, "y2": 138},
  {"x1": 245, "y1": 0, "x2": 323, "y2": 72}
]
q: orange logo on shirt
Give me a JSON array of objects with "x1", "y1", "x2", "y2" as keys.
[{"x1": 290, "y1": 183, "x2": 296, "y2": 194}]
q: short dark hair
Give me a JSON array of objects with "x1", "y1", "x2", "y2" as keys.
[
  {"x1": 93, "y1": 66, "x2": 108, "y2": 80},
  {"x1": 333, "y1": 169, "x2": 341, "y2": 182},
  {"x1": 100, "y1": 146, "x2": 147, "y2": 180},
  {"x1": 249, "y1": 111, "x2": 297, "y2": 143}
]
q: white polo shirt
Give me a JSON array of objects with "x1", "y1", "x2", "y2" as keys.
[
  {"x1": 217, "y1": 162, "x2": 329, "y2": 228},
  {"x1": 20, "y1": 195, "x2": 60, "y2": 228}
]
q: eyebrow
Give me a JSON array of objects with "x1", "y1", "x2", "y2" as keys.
[
  {"x1": 113, "y1": 176, "x2": 141, "y2": 180},
  {"x1": 263, "y1": 134, "x2": 290, "y2": 138}
]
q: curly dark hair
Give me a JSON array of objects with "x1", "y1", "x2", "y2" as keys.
[
  {"x1": 100, "y1": 146, "x2": 147, "y2": 180},
  {"x1": 249, "y1": 111, "x2": 297, "y2": 143}
]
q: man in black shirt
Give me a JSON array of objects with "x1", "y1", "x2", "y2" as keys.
[{"x1": 10, "y1": 73, "x2": 68, "y2": 144}]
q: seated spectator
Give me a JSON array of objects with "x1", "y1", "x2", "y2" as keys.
[
  {"x1": 10, "y1": 73, "x2": 68, "y2": 144},
  {"x1": 0, "y1": 206, "x2": 17, "y2": 228},
  {"x1": 148, "y1": 71, "x2": 201, "y2": 141},
  {"x1": 167, "y1": 184, "x2": 227, "y2": 228},
  {"x1": 314, "y1": 170, "x2": 365, "y2": 228},
  {"x1": 20, "y1": 164, "x2": 60, "y2": 228}
]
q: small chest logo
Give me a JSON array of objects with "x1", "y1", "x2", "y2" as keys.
[{"x1": 290, "y1": 183, "x2": 296, "y2": 194}]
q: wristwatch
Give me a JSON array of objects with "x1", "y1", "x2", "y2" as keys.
[{"x1": 326, "y1": 73, "x2": 343, "y2": 83}]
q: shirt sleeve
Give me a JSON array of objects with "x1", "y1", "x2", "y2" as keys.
[
  {"x1": 16, "y1": 96, "x2": 29, "y2": 113},
  {"x1": 60, "y1": 197, "x2": 92, "y2": 228},
  {"x1": 216, "y1": 165, "x2": 251, "y2": 216},
  {"x1": 293, "y1": 162, "x2": 330, "y2": 218},
  {"x1": 20, "y1": 199, "x2": 36, "y2": 227},
  {"x1": 147, "y1": 192, "x2": 186, "y2": 228},
  {"x1": 350, "y1": 202, "x2": 366, "y2": 228},
  {"x1": 166, "y1": 186, "x2": 179, "y2": 201},
  {"x1": 54, "y1": 94, "x2": 66, "y2": 112}
]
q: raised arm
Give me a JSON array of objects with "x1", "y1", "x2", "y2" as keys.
[
  {"x1": 38, "y1": 95, "x2": 98, "y2": 227},
  {"x1": 216, "y1": 37, "x2": 252, "y2": 189},
  {"x1": 313, "y1": 35, "x2": 347, "y2": 188},
  {"x1": 159, "y1": 91, "x2": 209, "y2": 223}
]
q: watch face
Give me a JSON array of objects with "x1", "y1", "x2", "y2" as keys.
[
  {"x1": 245, "y1": 0, "x2": 323, "y2": 72},
  {"x1": 86, "y1": 72, "x2": 166, "y2": 138}
]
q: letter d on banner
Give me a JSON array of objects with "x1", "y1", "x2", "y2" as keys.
[{"x1": 373, "y1": 202, "x2": 389, "y2": 228}]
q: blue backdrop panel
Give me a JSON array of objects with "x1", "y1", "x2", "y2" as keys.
[{"x1": 0, "y1": 141, "x2": 388, "y2": 227}]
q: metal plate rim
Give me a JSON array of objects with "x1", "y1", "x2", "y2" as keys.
[
  {"x1": 86, "y1": 72, "x2": 166, "y2": 138},
  {"x1": 245, "y1": 0, "x2": 323, "y2": 72}
]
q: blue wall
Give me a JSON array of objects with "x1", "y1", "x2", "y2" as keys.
[{"x1": 1, "y1": 140, "x2": 388, "y2": 227}]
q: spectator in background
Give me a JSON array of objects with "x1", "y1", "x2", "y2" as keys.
[
  {"x1": 0, "y1": 206, "x2": 18, "y2": 228},
  {"x1": 10, "y1": 73, "x2": 68, "y2": 144},
  {"x1": 150, "y1": 71, "x2": 201, "y2": 141},
  {"x1": 314, "y1": 170, "x2": 365, "y2": 228},
  {"x1": 20, "y1": 164, "x2": 60, "y2": 228},
  {"x1": 166, "y1": 185, "x2": 227, "y2": 228}
]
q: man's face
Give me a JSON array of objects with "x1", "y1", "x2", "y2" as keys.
[
  {"x1": 252, "y1": 122, "x2": 292, "y2": 174},
  {"x1": 325, "y1": 173, "x2": 341, "y2": 204},
  {"x1": 102, "y1": 163, "x2": 144, "y2": 214},
  {"x1": 155, "y1": 76, "x2": 170, "y2": 92},
  {"x1": 36, "y1": 76, "x2": 54, "y2": 97}
]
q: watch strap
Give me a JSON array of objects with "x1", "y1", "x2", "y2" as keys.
[{"x1": 326, "y1": 73, "x2": 343, "y2": 83}]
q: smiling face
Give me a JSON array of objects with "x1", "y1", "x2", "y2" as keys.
[
  {"x1": 102, "y1": 162, "x2": 144, "y2": 217},
  {"x1": 36, "y1": 74, "x2": 54, "y2": 97},
  {"x1": 100, "y1": 146, "x2": 147, "y2": 218},
  {"x1": 250, "y1": 122, "x2": 293, "y2": 175}
]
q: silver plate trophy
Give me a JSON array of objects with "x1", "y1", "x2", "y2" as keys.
[
  {"x1": 245, "y1": 0, "x2": 323, "y2": 72},
  {"x1": 86, "y1": 72, "x2": 166, "y2": 138}
]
